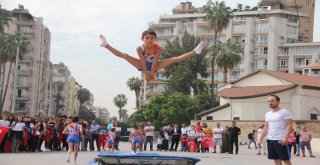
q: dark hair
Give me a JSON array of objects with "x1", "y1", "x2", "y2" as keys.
[
  {"x1": 141, "y1": 30, "x2": 157, "y2": 38},
  {"x1": 72, "y1": 116, "x2": 79, "y2": 123},
  {"x1": 269, "y1": 95, "x2": 280, "y2": 101},
  {"x1": 111, "y1": 128, "x2": 116, "y2": 132}
]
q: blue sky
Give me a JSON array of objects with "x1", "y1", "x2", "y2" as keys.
[{"x1": 2, "y1": 0, "x2": 319, "y2": 117}]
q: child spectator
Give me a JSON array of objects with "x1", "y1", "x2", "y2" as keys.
[
  {"x1": 156, "y1": 136, "x2": 163, "y2": 151},
  {"x1": 129, "y1": 126, "x2": 141, "y2": 154},
  {"x1": 180, "y1": 134, "x2": 188, "y2": 152},
  {"x1": 98, "y1": 124, "x2": 108, "y2": 151},
  {"x1": 105, "y1": 128, "x2": 116, "y2": 152},
  {"x1": 288, "y1": 128, "x2": 296, "y2": 155},
  {"x1": 197, "y1": 129, "x2": 204, "y2": 152}
]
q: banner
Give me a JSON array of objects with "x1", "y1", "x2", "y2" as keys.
[{"x1": 0, "y1": 125, "x2": 9, "y2": 144}]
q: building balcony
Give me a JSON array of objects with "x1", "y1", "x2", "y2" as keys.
[
  {"x1": 196, "y1": 32, "x2": 215, "y2": 38},
  {"x1": 16, "y1": 82, "x2": 32, "y2": 88},
  {"x1": 149, "y1": 23, "x2": 175, "y2": 29},
  {"x1": 197, "y1": 22, "x2": 209, "y2": 27},
  {"x1": 232, "y1": 32, "x2": 245, "y2": 37},
  {"x1": 22, "y1": 32, "x2": 35, "y2": 39},
  {"x1": 16, "y1": 20, "x2": 35, "y2": 26},
  {"x1": 19, "y1": 55, "x2": 33, "y2": 64},
  {"x1": 145, "y1": 91, "x2": 164, "y2": 97},
  {"x1": 253, "y1": 54, "x2": 268, "y2": 59},
  {"x1": 15, "y1": 107, "x2": 28, "y2": 112},
  {"x1": 15, "y1": 95, "x2": 30, "y2": 101},
  {"x1": 254, "y1": 65, "x2": 267, "y2": 70},
  {"x1": 157, "y1": 34, "x2": 175, "y2": 40},
  {"x1": 17, "y1": 69, "x2": 32, "y2": 76}
]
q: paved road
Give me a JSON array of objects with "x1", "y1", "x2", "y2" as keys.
[{"x1": 0, "y1": 142, "x2": 319, "y2": 165}]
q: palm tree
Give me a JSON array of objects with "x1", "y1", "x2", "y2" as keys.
[
  {"x1": 53, "y1": 81, "x2": 65, "y2": 116},
  {"x1": 204, "y1": 1, "x2": 232, "y2": 105},
  {"x1": 113, "y1": 94, "x2": 127, "y2": 122},
  {"x1": 126, "y1": 77, "x2": 142, "y2": 110},
  {"x1": 0, "y1": 32, "x2": 29, "y2": 113},
  {"x1": 214, "y1": 38, "x2": 243, "y2": 83},
  {"x1": 76, "y1": 88, "x2": 91, "y2": 110},
  {"x1": 0, "y1": 8, "x2": 12, "y2": 33}
]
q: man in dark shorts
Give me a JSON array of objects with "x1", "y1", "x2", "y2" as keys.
[{"x1": 258, "y1": 95, "x2": 293, "y2": 165}]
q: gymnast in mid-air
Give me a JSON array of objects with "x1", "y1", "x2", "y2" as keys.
[{"x1": 100, "y1": 30, "x2": 205, "y2": 82}]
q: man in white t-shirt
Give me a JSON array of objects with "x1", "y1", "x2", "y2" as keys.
[
  {"x1": 258, "y1": 95, "x2": 293, "y2": 165},
  {"x1": 143, "y1": 121, "x2": 155, "y2": 151},
  {"x1": 212, "y1": 123, "x2": 224, "y2": 153}
]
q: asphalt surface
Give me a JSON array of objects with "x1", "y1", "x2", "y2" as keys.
[{"x1": 0, "y1": 142, "x2": 319, "y2": 165}]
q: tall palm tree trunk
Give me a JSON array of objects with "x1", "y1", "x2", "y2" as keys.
[
  {"x1": 119, "y1": 108, "x2": 122, "y2": 123},
  {"x1": 1, "y1": 61, "x2": 13, "y2": 111},
  {"x1": 223, "y1": 69, "x2": 228, "y2": 83},
  {"x1": 135, "y1": 90, "x2": 139, "y2": 110},
  {"x1": 211, "y1": 32, "x2": 218, "y2": 107},
  {"x1": 0, "y1": 62, "x2": 5, "y2": 114}
]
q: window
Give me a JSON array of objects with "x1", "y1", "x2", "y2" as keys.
[
  {"x1": 305, "y1": 17, "x2": 310, "y2": 23},
  {"x1": 234, "y1": 36, "x2": 245, "y2": 44},
  {"x1": 310, "y1": 114, "x2": 317, "y2": 120},
  {"x1": 255, "y1": 47, "x2": 268, "y2": 55},
  {"x1": 233, "y1": 24, "x2": 245, "y2": 33},
  {"x1": 256, "y1": 35, "x2": 268, "y2": 44},
  {"x1": 306, "y1": 0, "x2": 311, "y2": 5},
  {"x1": 233, "y1": 117, "x2": 240, "y2": 120},
  {"x1": 278, "y1": 59, "x2": 288, "y2": 68},
  {"x1": 287, "y1": 25, "x2": 296, "y2": 34},
  {"x1": 254, "y1": 60, "x2": 267, "y2": 69},
  {"x1": 255, "y1": 24, "x2": 268, "y2": 32},
  {"x1": 18, "y1": 89, "x2": 22, "y2": 97},
  {"x1": 296, "y1": 58, "x2": 311, "y2": 66},
  {"x1": 206, "y1": 116, "x2": 213, "y2": 120}
]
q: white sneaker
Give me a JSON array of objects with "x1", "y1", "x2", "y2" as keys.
[
  {"x1": 100, "y1": 34, "x2": 108, "y2": 47},
  {"x1": 194, "y1": 41, "x2": 205, "y2": 54},
  {"x1": 131, "y1": 151, "x2": 136, "y2": 154},
  {"x1": 66, "y1": 155, "x2": 70, "y2": 163}
]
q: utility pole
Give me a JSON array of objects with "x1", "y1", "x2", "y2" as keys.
[{"x1": 11, "y1": 46, "x2": 20, "y2": 113}]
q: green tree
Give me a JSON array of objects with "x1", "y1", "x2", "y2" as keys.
[
  {"x1": 204, "y1": 1, "x2": 232, "y2": 105},
  {"x1": 162, "y1": 32, "x2": 208, "y2": 95},
  {"x1": 130, "y1": 93, "x2": 201, "y2": 129},
  {"x1": 78, "y1": 106, "x2": 96, "y2": 123},
  {"x1": 0, "y1": 8, "x2": 12, "y2": 33},
  {"x1": 113, "y1": 94, "x2": 127, "y2": 122},
  {"x1": 52, "y1": 81, "x2": 65, "y2": 116},
  {"x1": 214, "y1": 39, "x2": 243, "y2": 83},
  {"x1": 126, "y1": 77, "x2": 142, "y2": 110},
  {"x1": 76, "y1": 88, "x2": 91, "y2": 110},
  {"x1": 0, "y1": 33, "x2": 29, "y2": 113}
]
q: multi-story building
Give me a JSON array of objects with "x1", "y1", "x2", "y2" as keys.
[
  {"x1": 143, "y1": 0, "x2": 316, "y2": 103},
  {"x1": 92, "y1": 107, "x2": 110, "y2": 122},
  {"x1": 279, "y1": 42, "x2": 320, "y2": 74},
  {"x1": 48, "y1": 62, "x2": 84, "y2": 116},
  {"x1": 2, "y1": 5, "x2": 51, "y2": 116},
  {"x1": 48, "y1": 62, "x2": 71, "y2": 116}
]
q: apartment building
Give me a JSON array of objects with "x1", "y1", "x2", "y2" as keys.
[
  {"x1": 48, "y1": 62, "x2": 84, "y2": 116},
  {"x1": 279, "y1": 42, "x2": 320, "y2": 74},
  {"x1": 92, "y1": 107, "x2": 110, "y2": 122},
  {"x1": 2, "y1": 5, "x2": 51, "y2": 116},
  {"x1": 143, "y1": 0, "x2": 316, "y2": 103}
]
